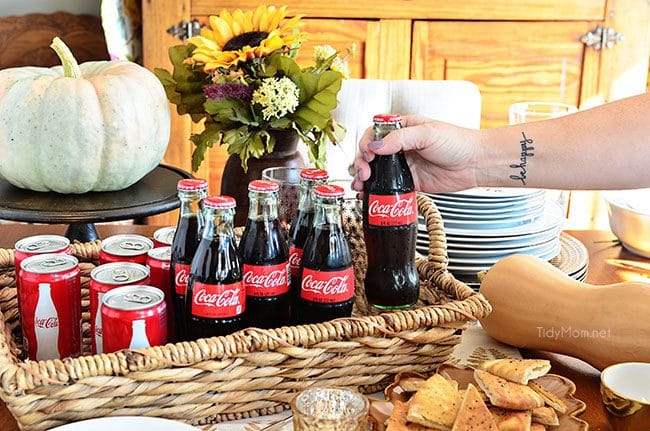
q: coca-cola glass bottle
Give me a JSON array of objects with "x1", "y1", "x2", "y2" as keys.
[
  {"x1": 239, "y1": 180, "x2": 291, "y2": 329},
  {"x1": 186, "y1": 195, "x2": 245, "y2": 339},
  {"x1": 295, "y1": 184, "x2": 355, "y2": 324},
  {"x1": 363, "y1": 114, "x2": 419, "y2": 309},
  {"x1": 171, "y1": 178, "x2": 208, "y2": 341},
  {"x1": 288, "y1": 169, "x2": 329, "y2": 312}
]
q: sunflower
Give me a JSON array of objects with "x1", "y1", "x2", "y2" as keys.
[{"x1": 187, "y1": 5, "x2": 305, "y2": 72}]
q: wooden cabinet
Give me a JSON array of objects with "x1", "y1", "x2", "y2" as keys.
[{"x1": 143, "y1": 0, "x2": 649, "y2": 222}]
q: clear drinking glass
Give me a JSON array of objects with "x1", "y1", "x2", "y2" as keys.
[
  {"x1": 291, "y1": 387, "x2": 369, "y2": 431},
  {"x1": 509, "y1": 101, "x2": 578, "y2": 216},
  {"x1": 261, "y1": 167, "x2": 303, "y2": 224},
  {"x1": 509, "y1": 101, "x2": 578, "y2": 124}
]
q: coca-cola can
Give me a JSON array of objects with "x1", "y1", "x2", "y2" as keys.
[
  {"x1": 19, "y1": 253, "x2": 81, "y2": 360},
  {"x1": 101, "y1": 285, "x2": 167, "y2": 354},
  {"x1": 14, "y1": 235, "x2": 72, "y2": 290},
  {"x1": 90, "y1": 262, "x2": 151, "y2": 355},
  {"x1": 99, "y1": 234, "x2": 154, "y2": 265},
  {"x1": 152, "y1": 226, "x2": 176, "y2": 247},
  {"x1": 146, "y1": 246, "x2": 174, "y2": 340}
]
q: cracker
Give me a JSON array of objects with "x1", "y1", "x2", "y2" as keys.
[
  {"x1": 528, "y1": 381, "x2": 568, "y2": 414},
  {"x1": 451, "y1": 384, "x2": 498, "y2": 431},
  {"x1": 531, "y1": 406, "x2": 559, "y2": 426},
  {"x1": 474, "y1": 369, "x2": 544, "y2": 410},
  {"x1": 480, "y1": 359, "x2": 551, "y2": 385},
  {"x1": 407, "y1": 374, "x2": 460, "y2": 430}
]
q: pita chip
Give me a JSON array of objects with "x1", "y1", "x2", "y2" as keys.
[
  {"x1": 531, "y1": 406, "x2": 559, "y2": 426},
  {"x1": 407, "y1": 373, "x2": 460, "y2": 430},
  {"x1": 386, "y1": 401, "x2": 431, "y2": 431},
  {"x1": 480, "y1": 359, "x2": 551, "y2": 385},
  {"x1": 474, "y1": 369, "x2": 544, "y2": 410},
  {"x1": 530, "y1": 424, "x2": 546, "y2": 431},
  {"x1": 490, "y1": 408, "x2": 532, "y2": 431},
  {"x1": 451, "y1": 384, "x2": 498, "y2": 431},
  {"x1": 528, "y1": 381, "x2": 568, "y2": 414}
]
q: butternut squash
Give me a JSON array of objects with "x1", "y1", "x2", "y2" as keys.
[{"x1": 478, "y1": 254, "x2": 650, "y2": 370}]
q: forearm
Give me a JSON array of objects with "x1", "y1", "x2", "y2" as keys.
[{"x1": 477, "y1": 93, "x2": 650, "y2": 190}]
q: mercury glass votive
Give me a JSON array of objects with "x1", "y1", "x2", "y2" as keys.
[{"x1": 291, "y1": 387, "x2": 369, "y2": 431}]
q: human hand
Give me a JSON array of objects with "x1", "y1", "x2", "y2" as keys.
[{"x1": 352, "y1": 115, "x2": 483, "y2": 194}]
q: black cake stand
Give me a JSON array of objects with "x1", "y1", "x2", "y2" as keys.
[{"x1": 0, "y1": 164, "x2": 192, "y2": 242}]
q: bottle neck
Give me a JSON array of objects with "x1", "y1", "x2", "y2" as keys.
[
  {"x1": 247, "y1": 191, "x2": 278, "y2": 221},
  {"x1": 179, "y1": 190, "x2": 206, "y2": 218},
  {"x1": 313, "y1": 196, "x2": 343, "y2": 229},
  {"x1": 202, "y1": 207, "x2": 236, "y2": 240},
  {"x1": 297, "y1": 179, "x2": 324, "y2": 212}
]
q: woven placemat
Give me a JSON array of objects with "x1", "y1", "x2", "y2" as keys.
[{"x1": 549, "y1": 232, "x2": 589, "y2": 277}]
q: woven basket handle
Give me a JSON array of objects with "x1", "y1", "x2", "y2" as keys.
[{"x1": 417, "y1": 193, "x2": 449, "y2": 271}]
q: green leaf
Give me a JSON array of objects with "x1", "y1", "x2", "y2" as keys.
[
  {"x1": 291, "y1": 70, "x2": 341, "y2": 131},
  {"x1": 267, "y1": 53, "x2": 301, "y2": 77},
  {"x1": 155, "y1": 44, "x2": 209, "y2": 120},
  {"x1": 190, "y1": 122, "x2": 223, "y2": 172},
  {"x1": 204, "y1": 98, "x2": 257, "y2": 125},
  {"x1": 154, "y1": 68, "x2": 181, "y2": 105}
]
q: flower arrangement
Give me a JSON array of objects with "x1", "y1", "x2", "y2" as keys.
[{"x1": 154, "y1": 5, "x2": 348, "y2": 171}]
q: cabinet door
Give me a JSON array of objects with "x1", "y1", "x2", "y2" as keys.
[{"x1": 412, "y1": 21, "x2": 596, "y2": 129}]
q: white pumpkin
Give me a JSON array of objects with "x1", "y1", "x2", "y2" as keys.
[{"x1": 0, "y1": 37, "x2": 170, "y2": 193}]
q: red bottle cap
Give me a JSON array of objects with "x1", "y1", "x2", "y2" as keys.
[
  {"x1": 315, "y1": 184, "x2": 345, "y2": 198},
  {"x1": 177, "y1": 178, "x2": 208, "y2": 191},
  {"x1": 248, "y1": 180, "x2": 280, "y2": 193},
  {"x1": 300, "y1": 168, "x2": 329, "y2": 181},
  {"x1": 373, "y1": 113, "x2": 402, "y2": 123},
  {"x1": 204, "y1": 195, "x2": 236, "y2": 209}
]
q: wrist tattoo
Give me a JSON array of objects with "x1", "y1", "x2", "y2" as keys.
[{"x1": 509, "y1": 132, "x2": 534, "y2": 186}]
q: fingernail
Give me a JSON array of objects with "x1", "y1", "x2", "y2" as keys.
[
  {"x1": 362, "y1": 151, "x2": 371, "y2": 162},
  {"x1": 368, "y1": 140, "x2": 384, "y2": 150}
]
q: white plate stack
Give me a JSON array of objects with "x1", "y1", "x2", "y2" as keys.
[{"x1": 417, "y1": 188, "x2": 565, "y2": 288}]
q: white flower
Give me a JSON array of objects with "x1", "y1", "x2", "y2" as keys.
[
  {"x1": 252, "y1": 76, "x2": 300, "y2": 121},
  {"x1": 313, "y1": 45, "x2": 337, "y2": 62},
  {"x1": 331, "y1": 57, "x2": 350, "y2": 79}
]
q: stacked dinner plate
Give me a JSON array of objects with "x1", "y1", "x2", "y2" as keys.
[{"x1": 417, "y1": 188, "x2": 571, "y2": 289}]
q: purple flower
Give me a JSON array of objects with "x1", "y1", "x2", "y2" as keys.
[{"x1": 203, "y1": 82, "x2": 253, "y2": 102}]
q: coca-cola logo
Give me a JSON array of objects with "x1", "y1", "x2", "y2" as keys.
[
  {"x1": 368, "y1": 197, "x2": 415, "y2": 219},
  {"x1": 302, "y1": 274, "x2": 350, "y2": 296},
  {"x1": 193, "y1": 288, "x2": 242, "y2": 308},
  {"x1": 175, "y1": 268, "x2": 189, "y2": 285},
  {"x1": 35, "y1": 317, "x2": 59, "y2": 329},
  {"x1": 289, "y1": 251, "x2": 301, "y2": 267},
  {"x1": 243, "y1": 269, "x2": 287, "y2": 289}
]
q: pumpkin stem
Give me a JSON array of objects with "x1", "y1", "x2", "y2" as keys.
[{"x1": 50, "y1": 37, "x2": 82, "y2": 79}]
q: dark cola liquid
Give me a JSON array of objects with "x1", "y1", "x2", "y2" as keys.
[
  {"x1": 295, "y1": 225, "x2": 354, "y2": 324},
  {"x1": 288, "y1": 209, "x2": 314, "y2": 313},
  {"x1": 239, "y1": 218, "x2": 290, "y2": 328},
  {"x1": 186, "y1": 234, "x2": 244, "y2": 339},
  {"x1": 363, "y1": 153, "x2": 419, "y2": 309},
  {"x1": 170, "y1": 214, "x2": 200, "y2": 341}
]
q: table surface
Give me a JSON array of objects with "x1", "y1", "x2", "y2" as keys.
[{"x1": 0, "y1": 225, "x2": 638, "y2": 431}]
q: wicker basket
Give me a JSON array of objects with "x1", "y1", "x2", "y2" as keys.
[{"x1": 0, "y1": 194, "x2": 491, "y2": 430}]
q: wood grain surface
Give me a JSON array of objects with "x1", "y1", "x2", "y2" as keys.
[
  {"x1": 0, "y1": 12, "x2": 109, "y2": 69},
  {"x1": 0, "y1": 227, "x2": 634, "y2": 430}
]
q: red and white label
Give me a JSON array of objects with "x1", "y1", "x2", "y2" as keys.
[
  {"x1": 242, "y1": 262, "x2": 290, "y2": 297},
  {"x1": 288, "y1": 246, "x2": 303, "y2": 277},
  {"x1": 191, "y1": 281, "x2": 245, "y2": 318},
  {"x1": 35, "y1": 317, "x2": 59, "y2": 329},
  {"x1": 174, "y1": 263, "x2": 191, "y2": 295},
  {"x1": 367, "y1": 192, "x2": 417, "y2": 226},
  {"x1": 300, "y1": 267, "x2": 355, "y2": 303}
]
